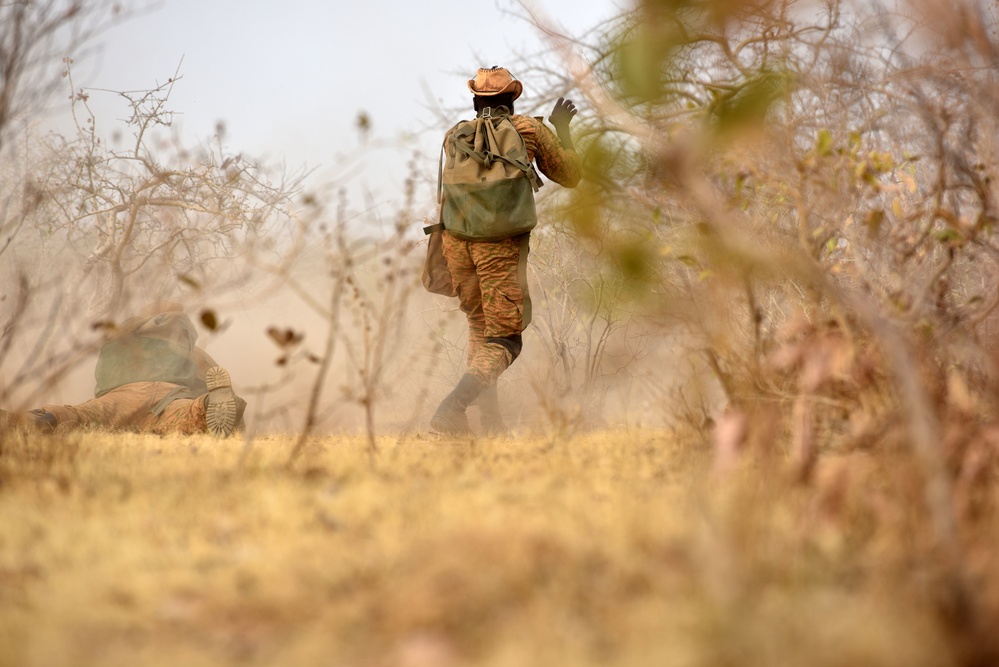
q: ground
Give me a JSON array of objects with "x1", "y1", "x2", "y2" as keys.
[{"x1": 0, "y1": 428, "x2": 974, "y2": 666}]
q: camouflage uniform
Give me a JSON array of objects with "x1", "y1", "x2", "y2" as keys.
[
  {"x1": 39, "y1": 382, "x2": 214, "y2": 435},
  {"x1": 22, "y1": 311, "x2": 243, "y2": 436},
  {"x1": 443, "y1": 114, "x2": 581, "y2": 384},
  {"x1": 430, "y1": 67, "x2": 580, "y2": 436}
]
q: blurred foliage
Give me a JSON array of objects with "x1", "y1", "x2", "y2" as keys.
[
  {"x1": 543, "y1": 0, "x2": 999, "y2": 425},
  {"x1": 522, "y1": 0, "x2": 999, "y2": 658}
]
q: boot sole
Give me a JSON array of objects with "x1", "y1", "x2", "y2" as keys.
[
  {"x1": 205, "y1": 367, "x2": 237, "y2": 438},
  {"x1": 430, "y1": 411, "x2": 473, "y2": 437}
]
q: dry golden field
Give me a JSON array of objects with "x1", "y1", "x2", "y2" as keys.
[{"x1": 0, "y1": 427, "x2": 992, "y2": 667}]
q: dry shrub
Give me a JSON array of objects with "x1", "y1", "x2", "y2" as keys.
[{"x1": 516, "y1": 0, "x2": 999, "y2": 661}]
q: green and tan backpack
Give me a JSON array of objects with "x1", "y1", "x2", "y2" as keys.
[
  {"x1": 434, "y1": 105, "x2": 543, "y2": 242},
  {"x1": 94, "y1": 311, "x2": 204, "y2": 397}
]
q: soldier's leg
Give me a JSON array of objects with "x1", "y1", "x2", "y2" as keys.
[
  {"x1": 145, "y1": 368, "x2": 245, "y2": 437},
  {"x1": 468, "y1": 236, "x2": 529, "y2": 435},
  {"x1": 143, "y1": 393, "x2": 208, "y2": 434},
  {"x1": 476, "y1": 383, "x2": 508, "y2": 436},
  {"x1": 442, "y1": 232, "x2": 487, "y2": 363},
  {"x1": 433, "y1": 234, "x2": 491, "y2": 435},
  {"x1": 431, "y1": 235, "x2": 528, "y2": 436},
  {"x1": 468, "y1": 235, "x2": 528, "y2": 385},
  {"x1": 32, "y1": 374, "x2": 244, "y2": 437},
  {"x1": 37, "y1": 382, "x2": 179, "y2": 432}
]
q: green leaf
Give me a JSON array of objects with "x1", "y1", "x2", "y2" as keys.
[
  {"x1": 935, "y1": 229, "x2": 962, "y2": 244},
  {"x1": 676, "y1": 254, "x2": 700, "y2": 267},
  {"x1": 711, "y1": 69, "x2": 790, "y2": 135},
  {"x1": 816, "y1": 129, "x2": 833, "y2": 156}
]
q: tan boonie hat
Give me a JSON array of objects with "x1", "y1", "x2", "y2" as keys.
[{"x1": 467, "y1": 66, "x2": 523, "y2": 100}]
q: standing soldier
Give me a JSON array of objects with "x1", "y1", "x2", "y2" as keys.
[{"x1": 430, "y1": 66, "x2": 581, "y2": 436}]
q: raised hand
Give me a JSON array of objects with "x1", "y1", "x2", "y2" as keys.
[{"x1": 548, "y1": 97, "x2": 577, "y2": 129}]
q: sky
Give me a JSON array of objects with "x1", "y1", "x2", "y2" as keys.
[{"x1": 53, "y1": 0, "x2": 625, "y2": 207}]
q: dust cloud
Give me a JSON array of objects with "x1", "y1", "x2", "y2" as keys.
[{"x1": 1, "y1": 244, "x2": 710, "y2": 437}]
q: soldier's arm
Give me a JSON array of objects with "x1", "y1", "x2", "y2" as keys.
[
  {"x1": 531, "y1": 119, "x2": 581, "y2": 188},
  {"x1": 548, "y1": 97, "x2": 577, "y2": 151}
]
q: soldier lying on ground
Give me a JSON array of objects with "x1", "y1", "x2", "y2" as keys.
[{"x1": 2, "y1": 303, "x2": 246, "y2": 437}]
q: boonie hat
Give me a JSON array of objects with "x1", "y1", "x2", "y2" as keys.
[{"x1": 468, "y1": 66, "x2": 523, "y2": 100}]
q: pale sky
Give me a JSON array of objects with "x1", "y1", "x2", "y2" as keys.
[{"x1": 56, "y1": 0, "x2": 624, "y2": 205}]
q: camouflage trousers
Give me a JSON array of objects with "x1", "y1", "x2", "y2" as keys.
[
  {"x1": 40, "y1": 382, "x2": 210, "y2": 435},
  {"x1": 442, "y1": 232, "x2": 532, "y2": 385}
]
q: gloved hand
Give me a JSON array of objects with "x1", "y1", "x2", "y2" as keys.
[{"x1": 548, "y1": 97, "x2": 577, "y2": 130}]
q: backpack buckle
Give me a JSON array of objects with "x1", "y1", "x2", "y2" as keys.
[{"x1": 481, "y1": 106, "x2": 492, "y2": 119}]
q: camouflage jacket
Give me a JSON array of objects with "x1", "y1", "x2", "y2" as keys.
[{"x1": 505, "y1": 114, "x2": 581, "y2": 188}]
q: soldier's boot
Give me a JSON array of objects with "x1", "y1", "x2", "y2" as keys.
[
  {"x1": 205, "y1": 367, "x2": 245, "y2": 438},
  {"x1": 234, "y1": 395, "x2": 248, "y2": 433},
  {"x1": 476, "y1": 384, "x2": 509, "y2": 437},
  {"x1": 2, "y1": 408, "x2": 57, "y2": 434},
  {"x1": 430, "y1": 374, "x2": 484, "y2": 437},
  {"x1": 32, "y1": 409, "x2": 57, "y2": 433}
]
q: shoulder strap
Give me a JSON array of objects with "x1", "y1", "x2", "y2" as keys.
[
  {"x1": 437, "y1": 136, "x2": 445, "y2": 204},
  {"x1": 453, "y1": 122, "x2": 489, "y2": 165},
  {"x1": 490, "y1": 116, "x2": 543, "y2": 191},
  {"x1": 440, "y1": 115, "x2": 544, "y2": 194}
]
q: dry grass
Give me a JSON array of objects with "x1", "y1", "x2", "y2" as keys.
[{"x1": 0, "y1": 427, "x2": 985, "y2": 666}]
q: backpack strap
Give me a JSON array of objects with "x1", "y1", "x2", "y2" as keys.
[
  {"x1": 439, "y1": 115, "x2": 544, "y2": 199},
  {"x1": 437, "y1": 137, "x2": 445, "y2": 204},
  {"x1": 485, "y1": 116, "x2": 543, "y2": 191},
  {"x1": 452, "y1": 122, "x2": 489, "y2": 165}
]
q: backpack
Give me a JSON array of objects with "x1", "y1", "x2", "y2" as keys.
[
  {"x1": 437, "y1": 106, "x2": 543, "y2": 242},
  {"x1": 94, "y1": 311, "x2": 205, "y2": 397}
]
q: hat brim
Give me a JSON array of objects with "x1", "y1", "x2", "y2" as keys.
[{"x1": 467, "y1": 79, "x2": 523, "y2": 100}]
